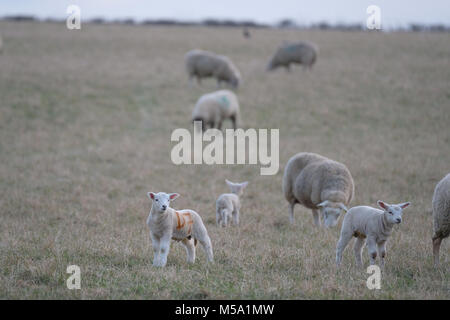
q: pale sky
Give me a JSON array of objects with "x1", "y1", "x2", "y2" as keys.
[{"x1": 1, "y1": 0, "x2": 449, "y2": 27}]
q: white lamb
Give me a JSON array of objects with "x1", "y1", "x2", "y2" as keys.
[
  {"x1": 216, "y1": 180, "x2": 248, "y2": 227},
  {"x1": 336, "y1": 201, "x2": 411, "y2": 268},
  {"x1": 146, "y1": 192, "x2": 214, "y2": 267},
  {"x1": 432, "y1": 173, "x2": 450, "y2": 267}
]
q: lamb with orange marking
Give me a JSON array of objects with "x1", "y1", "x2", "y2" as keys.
[{"x1": 146, "y1": 192, "x2": 214, "y2": 267}]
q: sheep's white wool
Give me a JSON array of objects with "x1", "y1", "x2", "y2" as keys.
[{"x1": 282, "y1": 152, "x2": 354, "y2": 227}]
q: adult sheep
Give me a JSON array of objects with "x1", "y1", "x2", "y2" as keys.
[
  {"x1": 432, "y1": 173, "x2": 450, "y2": 267},
  {"x1": 282, "y1": 152, "x2": 354, "y2": 227},
  {"x1": 267, "y1": 41, "x2": 318, "y2": 72},
  {"x1": 192, "y1": 89, "x2": 240, "y2": 130},
  {"x1": 185, "y1": 49, "x2": 241, "y2": 89}
]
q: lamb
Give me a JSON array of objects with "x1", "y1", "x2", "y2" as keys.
[
  {"x1": 267, "y1": 41, "x2": 318, "y2": 72},
  {"x1": 216, "y1": 180, "x2": 248, "y2": 227},
  {"x1": 432, "y1": 173, "x2": 450, "y2": 267},
  {"x1": 192, "y1": 89, "x2": 240, "y2": 130},
  {"x1": 146, "y1": 192, "x2": 213, "y2": 267},
  {"x1": 185, "y1": 49, "x2": 241, "y2": 89},
  {"x1": 282, "y1": 152, "x2": 354, "y2": 227},
  {"x1": 336, "y1": 201, "x2": 411, "y2": 268}
]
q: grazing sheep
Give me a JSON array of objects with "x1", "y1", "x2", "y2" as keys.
[
  {"x1": 185, "y1": 49, "x2": 241, "y2": 89},
  {"x1": 243, "y1": 27, "x2": 251, "y2": 39},
  {"x1": 432, "y1": 173, "x2": 450, "y2": 267},
  {"x1": 267, "y1": 41, "x2": 318, "y2": 72},
  {"x1": 192, "y1": 89, "x2": 240, "y2": 130},
  {"x1": 216, "y1": 180, "x2": 248, "y2": 227},
  {"x1": 146, "y1": 192, "x2": 213, "y2": 267},
  {"x1": 282, "y1": 152, "x2": 354, "y2": 227},
  {"x1": 336, "y1": 201, "x2": 411, "y2": 268}
]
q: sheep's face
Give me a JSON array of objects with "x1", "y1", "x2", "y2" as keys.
[
  {"x1": 225, "y1": 179, "x2": 248, "y2": 196},
  {"x1": 317, "y1": 200, "x2": 348, "y2": 228},
  {"x1": 377, "y1": 200, "x2": 411, "y2": 224},
  {"x1": 147, "y1": 192, "x2": 179, "y2": 213}
]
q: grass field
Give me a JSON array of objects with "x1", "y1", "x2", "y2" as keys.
[{"x1": 0, "y1": 21, "x2": 449, "y2": 299}]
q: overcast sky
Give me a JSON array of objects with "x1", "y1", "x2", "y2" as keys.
[{"x1": 1, "y1": 0, "x2": 449, "y2": 27}]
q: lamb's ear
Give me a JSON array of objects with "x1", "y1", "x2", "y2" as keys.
[
  {"x1": 147, "y1": 192, "x2": 155, "y2": 200},
  {"x1": 339, "y1": 203, "x2": 348, "y2": 212},
  {"x1": 377, "y1": 200, "x2": 389, "y2": 210},
  {"x1": 317, "y1": 200, "x2": 329, "y2": 208},
  {"x1": 169, "y1": 193, "x2": 180, "y2": 201},
  {"x1": 399, "y1": 202, "x2": 411, "y2": 209},
  {"x1": 225, "y1": 179, "x2": 234, "y2": 187},
  {"x1": 240, "y1": 181, "x2": 249, "y2": 189}
]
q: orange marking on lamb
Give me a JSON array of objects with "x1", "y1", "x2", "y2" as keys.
[
  {"x1": 175, "y1": 211, "x2": 185, "y2": 229},
  {"x1": 182, "y1": 212, "x2": 194, "y2": 234}
]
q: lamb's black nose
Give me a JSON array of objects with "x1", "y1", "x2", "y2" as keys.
[
  {"x1": 396, "y1": 218, "x2": 401, "y2": 223},
  {"x1": 162, "y1": 205, "x2": 167, "y2": 210}
]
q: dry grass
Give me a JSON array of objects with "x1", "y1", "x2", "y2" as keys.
[{"x1": 0, "y1": 21, "x2": 449, "y2": 299}]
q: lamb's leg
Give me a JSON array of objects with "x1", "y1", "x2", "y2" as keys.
[
  {"x1": 198, "y1": 234, "x2": 214, "y2": 263},
  {"x1": 181, "y1": 238, "x2": 196, "y2": 264},
  {"x1": 232, "y1": 207, "x2": 240, "y2": 226},
  {"x1": 158, "y1": 236, "x2": 171, "y2": 267},
  {"x1": 312, "y1": 209, "x2": 321, "y2": 227},
  {"x1": 377, "y1": 241, "x2": 387, "y2": 268},
  {"x1": 230, "y1": 114, "x2": 237, "y2": 130},
  {"x1": 151, "y1": 235, "x2": 161, "y2": 267},
  {"x1": 432, "y1": 236, "x2": 442, "y2": 267},
  {"x1": 288, "y1": 201, "x2": 295, "y2": 224},
  {"x1": 217, "y1": 79, "x2": 222, "y2": 88},
  {"x1": 216, "y1": 209, "x2": 222, "y2": 226},
  {"x1": 353, "y1": 237, "x2": 366, "y2": 268},
  {"x1": 336, "y1": 231, "x2": 353, "y2": 267},
  {"x1": 285, "y1": 64, "x2": 291, "y2": 73},
  {"x1": 367, "y1": 237, "x2": 378, "y2": 266}
]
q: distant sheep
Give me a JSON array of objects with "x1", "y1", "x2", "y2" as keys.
[
  {"x1": 267, "y1": 41, "x2": 318, "y2": 72},
  {"x1": 216, "y1": 180, "x2": 248, "y2": 227},
  {"x1": 146, "y1": 192, "x2": 213, "y2": 267},
  {"x1": 282, "y1": 152, "x2": 354, "y2": 227},
  {"x1": 185, "y1": 49, "x2": 241, "y2": 89},
  {"x1": 0, "y1": 35, "x2": 3, "y2": 54},
  {"x1": 336, "y1": 201, "x2": 411, "y2": 268},
  {"x1": 432, "y1": 173, "x2": 450, "y2": 267},
  {"x1": 192, "y1": 89, "x2": 240, "y2": 130},
  {"x1": 243, "y1": 27, "x2": 251, "y2": 39}
]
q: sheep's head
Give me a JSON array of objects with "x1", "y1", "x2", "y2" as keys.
[
  {"x1": 230, "y1": 75, "x2": 240, "y2": 89},
  {"x1": 317, "y1": 200, "x2": 348, "y2": 228},
  {"x1": 147, "y1": 192, "x2": 179, "y2": 213},
  {"x1": 377, "y1": 200, "x2": 411, "y2": 225},
  {"x1": 225, "y1": 179, "x2": 248, "y2": 196},
  {"x1": 266, "y1": 60, "x2": 276, "y2": 71}
]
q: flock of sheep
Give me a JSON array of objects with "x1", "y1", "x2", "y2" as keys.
[{"x1": 146, "y1": 38, "x2": 449, "y2": 271}]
